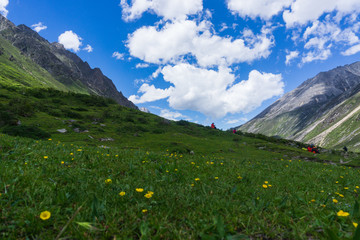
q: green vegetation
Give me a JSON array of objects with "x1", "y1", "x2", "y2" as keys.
[
  {"x1": 1, "y1": 84, "x2": 360, "y2": 239},
  {"x1": 0, "y1": 36, "x2": 88, "y2": 94}
]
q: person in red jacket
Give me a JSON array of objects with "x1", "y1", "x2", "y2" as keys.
[{"x1": 211, "y1": 123, "x2": 215, "y2": 129}]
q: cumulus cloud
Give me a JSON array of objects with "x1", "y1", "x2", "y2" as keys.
[
  {"x1": 129, "y1": 83, "x2": 173, "y2": 104},
  {"x1": 0, "y1": 0, "x2": 9, "y2": 17},
  {"x1": 227, "y1": 0, "x2": 292, "y2": 20},
  {"x1": 58, "y1": 31, "x2": 83, "y2": 52},
  {"x1": 283, "y1": 0, "x2": 360, "y2": 27},
  {"x1": 301, "y1": 49, "x2": 331, "y2": 64},
  {"x1": 131, "y1": 64, "x2": 284, "y2": 118},
  {"x1": 120, "y1": 0, "x2": 203, "y2": 21},
  {"x1": 84, "y1": 44, "x2": 93, "y2": 52},
  {"x1": 342, "y1": 44, "x2": 360, "y2": 56},
  {"x1": 160, "y1": 109, "x2": 189, "y2": 121},
  {"x1": 112, "y1": 52, "x2": 125, "y2": 60},
  {"x1": 299, "y1": 19, "x2": 360, "y2": 63},
  {"x1": 127, "y1": 19, "x2": 274, "y2": 67},
  {"x1": 285, "y1": 50, "x2": 299, "y2": 65},
  {"x1": 31, "y1": 22, "x2": 47, "y2": 33}
]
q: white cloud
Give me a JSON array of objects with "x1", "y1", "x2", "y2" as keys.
[
  {"x1": 129, "y1": 83, "x2": 173, "y2": 104},
  {"x1": 160, "y1": 109, "x2": 188, "y2": 121},
  {"x1": 84, "y1": 44, "x2": 93, "y2": 52},
  {"x1": 283, "y1": 0, "x2": 360, "y2": 27},
  {"x1": 112, "y1": 52, "x2": 125, "y2": 60},
  {"x1": 298, "y1": 19, "x2": 360, "y2": 63},
  {"x1": 127, "y1": 19, "x2": 274, "y2": 67},
  {"x1": 227, "y1": 0, "x2": 293, "y2": 20},
  {"x1": 301, "y1": 49, "x2": 331, "y2": 64},
  {"x1": 136, "y1": 63, "x2": 149, "y2": 68},
  {"x1": 120, "y1": 0, "x2": 203, "y2": 21},
  {"x1": 31, "y1": 22, "x2": 47, "y2": 33},
  {"x1": 58, "y1": 31, "x2": 83, "y2": 52},
  {"x1": 342, "y1": 44, "x2": 360, "y2": 56},
  {"x1": 285, "y1": 50, "x2": 299, "y2": 65},
  {"x1": 0, "y1": 0, "x2": 9, "y2": 17},
  {"x1": 131, "y1": 64, "x2": 284, "y2": 118}
]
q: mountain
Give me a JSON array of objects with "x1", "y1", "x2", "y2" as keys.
[
  {"x1": 239, "y1": 61, "x2": 360, "y2": 151},
  {"x1": 0, "y1": 14, "x2": 137, "y2": 109}
]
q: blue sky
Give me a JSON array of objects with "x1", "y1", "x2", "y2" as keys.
[{"x1": 2, "y1": 0, "x2": 360, "y2": 129}]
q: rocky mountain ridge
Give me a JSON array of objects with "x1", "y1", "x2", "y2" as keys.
[
  {"x1": 0, "y1": 14, "x2": 137, "y2": 109},
  {"x1": 239, "y1": 61, "x2": 360, "y2": 151}
]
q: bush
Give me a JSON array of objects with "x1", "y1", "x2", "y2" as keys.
[
  {"x1": 176, "y1": 120, "x2": 190, "y2": 126},
  {"x1": 2, "y1": 125, "x2": 51, "y2": 139}
]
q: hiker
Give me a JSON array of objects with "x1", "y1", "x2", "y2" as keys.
[
  {"x1": 233, "y1": 129, "x2": 236, "y2": 134},
  {"x1": 343, "y1": 146, "x2": 348, "y2": 152},
  {"x1": 211, "y1": 123, "x2": 216, "y2": 129}
]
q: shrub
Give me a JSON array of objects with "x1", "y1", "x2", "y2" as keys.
[{"x1": 2, "y1": 125, "x2": 51, "y2": 139}]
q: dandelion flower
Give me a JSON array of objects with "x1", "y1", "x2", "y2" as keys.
[
  {"x1": 105, "y1": 179, "x2": 112, "y2": 184},
  {"x1": 344, "y1": 187, "x2": 349, "y2": 190},
  {"x1": 237, "y1": 176, "x2": 243, "y2": 179},
  {"x1": 337, "y1": 210, "x2": 350, "y2": 217},
  {"x1": 353, "y1": 222, "x2": 358, "y2": 228},
  {"x1": 321, "y1": 204, "x2": 326, "y2": 208},
  {"x1": 61, "y1": 161, "x2": 64, "y2": 164},
  {"x1": 48, "y1": 138, "x2": 52, "y2": 141},
  {"x1": 339, "y1": 194, "x2": 344, "y2": 198},
  {"x1": 262, "y1": 184, "x2": 268, "y2": 189},
  {"x1": 214, "y1": 177, "x2": 219, "y2": 180},
  {"x1": 144, "y1": 193, "x2": 152, "y2": 198},
  {"x1": 119, "y1": 191, "x2": 125, "y2": 196},
  {"x1": 356, "y1": 186, "x2": 359, "y2": 189},
  {"x1": 264, "y1": 181, "x2": 268, "y2": 184},
  {"x1": 142, "y1": 209, "x2": 148, "y2": 213},
  {"x1": 136, "y1": 188, "x2": 144, "y2": 192},
  {"x1": 333, "y1": 199, "x2": 338, "y2": 203},
  {"x1": 40, "y1": 211, "x2": 51, "y2": 220},
  {"x1": 311, "y1": 199, "x2": 315, "y2": 203},
  {"x1": 43, "y1": 156, "x2": 48, "y2": 159},
  {"x1": 195, "y1": 178, "x2": 200, "y2": 181}
]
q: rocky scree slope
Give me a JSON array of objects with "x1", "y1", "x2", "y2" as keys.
[{"x1": 239, "y1": 61, "x2": 360, "y2": 150}]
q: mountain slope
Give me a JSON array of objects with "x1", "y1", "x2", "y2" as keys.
[
  {"x1": 239, "y1": 61, "x2": 360, "y2": 151},
  {"x1": 0, "y1": 14, "x2": 137, "y2": 109}
]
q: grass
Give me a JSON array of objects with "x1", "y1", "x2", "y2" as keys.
[
  {"x1": 1, "y1": 84, "x2": 360, "y2": 238},
  {"x1": 1, "y1": 134, "x2": 360, "y2": 239}
]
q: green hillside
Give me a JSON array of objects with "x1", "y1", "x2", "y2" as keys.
[
  {"x1": 1, "y1": 83, "x2": 360, "y2": 239},
  {"x1": 0, "y1": 35, "x2": 88, "y2": 93}
]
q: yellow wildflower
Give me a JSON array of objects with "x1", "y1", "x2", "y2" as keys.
[
  {"x1": 119, "y1": 191, "x2": 125, "y2": 196},
  {"x1": 40, "y1": 211, "x2": 51, "y2": 220},
  {"x1": 339, "y1": 194, "x2": 344, "y2": 198},
  {"x1": 264, "y1": 181, "x2": 268, "y2": 184},
  {"x1": 136, "y1": 188, "x2": 144, "y2": 192},
  {"x1": 61, "y1": 161, "x2": 64, "y2": 164},
  {"x1": 311, "y1": 199, "x2": 315, "y2": 203},
  {"x1": 262, "y1": 184, "x2": 268, "y2": 189},
  {"x1": 333, "y1": 199, "x2": 338, "y2": 203},
  {"x1": 356, "y1": 186, "x2": 359, "y2": 189},
  {"x1": 337, "y1": 210, "x2": 350, "y2": 217},
  {"x1": 48, "y1": 138, "x2": 52, "y2": 141},
  {"x1": 353, "y1": 222, "x2": 358, "y2": 228},
  {"x1": 142, "y1": 209, "x2": 148, "y2": 213},
  {"x1": 105, "y1": 179, "x2": 112, "y2": 184},
  {"x1": 195, "y1": 178, "x2": 200, "y2": 181},
  {"x1": 214, "y1": 177, "x2": 219, "y2": 180},
  {"x1": 43, "y1": 156, "x2": 48, "y2": 159},
  {"x1": 344, "y1": 187, "x2": 349, "y2": 190}
]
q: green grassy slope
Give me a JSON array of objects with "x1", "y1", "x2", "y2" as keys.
[
  {"x1": 0, "y1": 36, "x2": 88, "y2": 93},
  {"x1": 1, "y1": 84, "x2": 360, "y2": 238}
]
